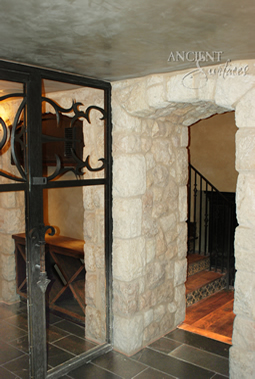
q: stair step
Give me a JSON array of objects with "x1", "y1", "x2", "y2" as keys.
[
  {"x1": 187, "y1": 254, "x2": 210, "y2": 276},
  {"x1": 186, "y1": 270, "x2": 227, "y2": 307}
]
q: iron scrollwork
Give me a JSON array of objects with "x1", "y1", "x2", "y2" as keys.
[
  {"x1": 42, "y1": 97, "x2": 107, "y2": 181},
  {"x1": 0, "y1": 94, "x2": 27, "y2": 183},
  {"x1": 0, "y1": 94, "x2": 107, "y2": 184}
]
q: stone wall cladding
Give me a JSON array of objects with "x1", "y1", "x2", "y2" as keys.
[{"x1": 112, "y1": 60, "x2": 255, "y2": 378}]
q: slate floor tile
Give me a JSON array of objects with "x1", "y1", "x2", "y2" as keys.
[
  {"x1": 53, "y1": 334, "x2": 97, "y2": 355},
  {"x1": 133, "y1": 367, "x2": 176, "y2": 378},
  {"x1": 4, "y1": 312, "x2": 28, "y2": 331},
  {"x1": 68, "y1": 362, "x2": 122, "y2": 379},
  {"x1": 148, "y1": 337, "x2": 182, "y2": 354},
  {"x1": 165, "y1": 329, "x2": 230, "y2": 358},
  {"x1": 0, "y1": 366, "x2": 21, "y2": 379},
  {"x1": 170, "y1": 344, "x2": 229, "y2": 376},
  {"x1": 132, "y1": 347, "x2": 214, "y2": 379},
  {"x1": 92, "y1": 350, "x2": 147, "y2": 379},
  {"x1": 47, "y1": 324, "x2": 71, "y2": 343},
  {"x1": 54, "y1": 320, "x2": 85, "y2": 337},
  {"x1": 47, "y1": 344, "x2": 75, "y2": 368},
  {"x1": 0, "y1": 340, "x2": 25, "y2": 364},
  {"x1": 3, "y1": 354, "x2": 29, "y2": 379},
  {"x1": 0, "y1": 322, "x2": 27, "y2": 342},
  {"x1": 9, "y1": 334, "x2": 29, "y2": 354}
]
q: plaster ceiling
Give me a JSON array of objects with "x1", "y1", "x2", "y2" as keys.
[{"x1": 0, "y1": 0, "x2": 254, "y2": 82}]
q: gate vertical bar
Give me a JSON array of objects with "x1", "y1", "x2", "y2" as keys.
[{"x1": 25, "y1": 73, "x2": 47, "y2": 379}]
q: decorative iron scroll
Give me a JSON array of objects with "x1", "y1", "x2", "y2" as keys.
[
  {"x1": 0, "y1": 94, "x2": 107, "y2": 184},
  {"x1": 42, "y1": 97, "x2": 107, "y2": 181},
  {"x1": 0, "y1": 94, "x2": 27, "y2": 183}
]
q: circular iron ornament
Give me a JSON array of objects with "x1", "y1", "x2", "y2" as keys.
[{"x1": 0, "y1": 117, "x2": 7, "y2": 150}]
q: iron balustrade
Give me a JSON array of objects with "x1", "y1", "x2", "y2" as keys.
[{"x1": 188, "y1": 164, "x2": 236, "y2": 289}]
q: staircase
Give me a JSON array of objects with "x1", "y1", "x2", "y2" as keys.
[
  {"x1": 186, "y1": 254, "x2": 227, "y2": 306},
  {"x1": 188, "y1": 164, "x2": 236, "y2": 295}
]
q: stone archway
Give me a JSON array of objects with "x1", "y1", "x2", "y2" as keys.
[{"x1": 111, "y1": 61, "x2": 255, "y2": 378}]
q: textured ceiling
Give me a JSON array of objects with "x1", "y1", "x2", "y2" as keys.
[{"x1": 0, "y1": 0, "x2": 254, "y2": 82}]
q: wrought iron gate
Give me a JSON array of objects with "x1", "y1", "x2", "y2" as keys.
[{"x1": 0, "y1": 61, "x2": 112, "y2": 378}]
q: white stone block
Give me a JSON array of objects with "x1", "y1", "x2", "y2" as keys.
[
  {"x1": 166, "y1": 73, "x2": 198, "y2": 103},
  {"x1": 234, "y1": 270, "x2": 255, "y2": 319},
  {"x1": 159, "y1": 213, "x2": 176, "y2": 233},
  {"x1": 236, "y1": 87, "x2": 255, "y2": 128},
  {"x1": 179, "y1": 186, "x2": 187, "y2": 222},
  {"x1": 112, "y1": 99, "x2": 142, "y2": 133},
  {"x1": 113, "y1": 237, "x2": 145, "y2": 281},
  {"x1": 230, "y1": 347, "x2": 255, "y2": 379},
  {"x1": 236, "y1": 129, "x2": 255, "y2": 170},
  {"x1": 113, "y1": 314, "x2": 144, "y2": 354},
  {"x1": 113, "y1": 155, "x2": 146, "y2": 197},
  {"x1": 146, "y1": 83, "x2": 169, "y2": 109},
  {"x1": 236, "y1": 173, "x2": 255, "y2": 228},
  {"x1": 174, "y1": 259, "x2": 187, "y2": 287},
  {"x1": 113, "y1": 198, "x2": 142, "y2": 239},
  {"x1": 232, "y1": 315, "x2": 255, "y2": 351}
]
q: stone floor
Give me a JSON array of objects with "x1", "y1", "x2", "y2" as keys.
[{"x1": 0, "y1": 301, "x2": 230, "y2": 379}]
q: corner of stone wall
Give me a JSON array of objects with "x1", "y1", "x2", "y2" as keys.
[{"x1": 229, "y1": 85, "x2": 255, "y2": 379}]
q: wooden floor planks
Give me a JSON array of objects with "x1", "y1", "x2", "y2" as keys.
[{"x1": 179, "y1": 290, "x2": 235, "y2": 344}]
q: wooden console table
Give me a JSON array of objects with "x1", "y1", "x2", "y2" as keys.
[{"x1": 13, "y1": 233, "x2": 85, "y2": 324}]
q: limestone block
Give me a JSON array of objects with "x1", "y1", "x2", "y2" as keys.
[
  {"x1": 113, "y1": 280, "x2": 139, "y2": 316},
  {"x1": 142, "y1": 214, "x2": 158, "y2": 237},
  {"x1": 0, "y1": 192, "x2": 16, "y2": 208},
  {"x1": 113, "y1": 313, "x2": 144, "y2": 354},
  {"x1": 236, "y1": 129, "x2": 255, "y2": 170},
  {"x1": 151, "y1": 165, "x2": 169, "y2": 187},
  {"x1": 113, "y1": 155, "x2": 146, "y2": 197},
  {"x1": 151, "y1": 139, "x2": 172, "y2": 166},
  {"x1": 234, "y1": 270, "x2": 255, "y2": 319},
  {"x1": 152, "y1": 202, "x2": 169, "y2": 219},
  {"x1": 163, "y1": 179, "x2": 179, "y2": 203},
  {"x1": 86, "y1": 306, "x2": 105, "y2": 342},
  {"x1": 0, "y1": 233, "x2": 15, "y2": 255},
  {"x1": 159, "y1": 312, "x2": 175, "y2": 336},
  {"x1": 83, "y1": 186, "x2": 104, "y2": 210},
  {"x1": 232, "y1": 315, "x2": 255, "y2": 351},
  {"x1": 139, "y1": 289, "x2": 152, "y2": 311},
  {"x1": 236, "y1": 173, "x2": 255, "y2": 228},
  {"x1": 176, "y1": 148, "x2": 188, "y2": 185},
  {"x1": 159, "y1": 213, "x2": 176, "y2": 233},
  {"x1": 215, "y1": 68, "x2": 254, "y2": 109},
  {"x1": 83, "y1": 212, "x2": 95, "y2": 241},
  {"x1": 113, "y1": 237, "x2": 145, "y2": 281},
  {"x1": 85, "y1": 273, "x2": 97, "y2": 307},
  {"x1": 111, "y1": 98, "x2": 142, "y2": 133},
  {"x1": 120, "y1": 80, "x2": 152, "y2": 118},
  {"x1": 180, "y1": 126, "x2": 189, "y2": 147},
  {"x1": 113, "y1": 198, "x2": 142, "y2": 239},
  {"x1": 176, "y1": 222, "x2": 187, "y2": 260},
  {"x1": 174, "y1": 284, "x2": 186, "y2": 325},
  {"x1": 143, "y1": 321, "x2": 160, "y2": 343},
  {"x1": 152, "y1": 121, "x2": 167, "y2": 137},
  {"x1": 146, "y1": 238, "x2": 156, "y2": 263},
  {"x1": 166, "y1": 73, "x2": 197, "y2": 103},
  {"x1": 146, "y1": 261, "x2": 165, "y2": 290},
  {"x1": 154, "y1": 304, "x2": 166, "y2": 322},
  {"x1": 1, "y1": 253, "x2": 16, "y2": 281},
  {"x1": 2, "y1": 279, "x2": 18, "y2": 303},
  {"x1": 179, "y1": 186, "x2": 187, "y2": 222},
  {"x1": 165, "y1": 229, "x2": 178, "y2": 245},
  {"x1": 0, "y1": 208, "x2": 24, "y2": 234},
  {"x1": 145, "y1": 153, "x2": 156, "y2": 171},
  {"x1": 236, "y1": 87, "x2": 255, "y2": 128},
  {"x1": 235, "y1": 227, "x2": 255, "y2": 272},
  {"x1": 146, "y1": 83, "x2": 169, "y2": 110},
  {"x1": 156, "y1": 227, "x2": 167, "y2": 256},
  {"x1": 141, "y1": 137, "x2": 152, "y2": 153},
  {"x1": 230, "y1": 347, "x2": 255, "y2": 379},
  {"x1": 174, "y1": 259, "x2": 187, "y2": 287},
  {"x1": 168, "y1": 301, "x2": 177, "y2": 313},
  {"x1": 142, "y1": 190, "x2": 153, "y2": 213},
  {"x1": 113, "y1": 133, "x2": 141, "y2": 154},
  {"x1": 144, "y1": 309, "x2": 153, "y2": 327},
  {"x1": 165, "y1": 260, "x2": 174, "y2": 280},
  {"x1": 151, "y1": 280, "x2": 174, "y2": 306}
]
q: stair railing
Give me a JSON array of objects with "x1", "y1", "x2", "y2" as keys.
[{"x1": 188, "y1": 164, "x2": 236, "y2": 289}]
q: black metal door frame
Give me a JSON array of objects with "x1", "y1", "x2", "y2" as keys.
[{"x1": 0, "y1": 60, "x2": 113, "y2": 379}]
